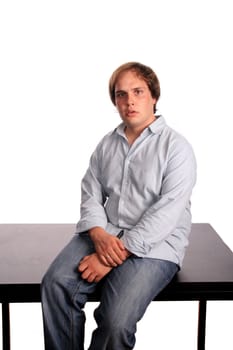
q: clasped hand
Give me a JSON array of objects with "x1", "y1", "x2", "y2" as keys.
[{"x1": 78, "y1": 227, "x2": 130, "y2": 283}]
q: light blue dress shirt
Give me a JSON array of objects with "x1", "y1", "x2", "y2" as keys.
[{"x1": 76, "y1": 116, "x2": 197, "y2": 266}]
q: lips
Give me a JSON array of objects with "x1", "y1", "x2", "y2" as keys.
[{"x1": 126, "y1": 110, "x2": 137, "y2": 116}]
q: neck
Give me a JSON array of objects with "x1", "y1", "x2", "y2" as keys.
[
  {"x1": 124, "y1": 127, "x2": 142, "y2": 145},
  {"x1": 124, "y1": 116, "x2": 156, "y2": 145}
]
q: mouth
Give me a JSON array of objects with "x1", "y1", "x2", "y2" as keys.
[{"x1": 126, "y1": 110, "x2": 137, "y2": 117}]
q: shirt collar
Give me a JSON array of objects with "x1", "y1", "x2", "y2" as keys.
[
  {"x1": 115, "y1": 115, "x2": 166, "y2": 137},
  {"x1": 148, "y1": 115, "x2": 166, "y2": 134}
]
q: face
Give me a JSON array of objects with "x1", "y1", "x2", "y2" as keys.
[{"x1": 114, "y1": 70, "x2": 156, "y2": 132}]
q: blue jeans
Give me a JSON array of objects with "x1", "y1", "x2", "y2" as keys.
[{"x1": 41, "y1": 233, "x2": 178, "y2": 350}]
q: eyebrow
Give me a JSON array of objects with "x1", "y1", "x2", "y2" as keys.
[{"x1": 115, "y1": 87, "x2": 145, "y2": 94}]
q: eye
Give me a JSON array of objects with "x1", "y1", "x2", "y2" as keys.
[
  {"x1": 115, "y1": 91, "x2": 126, "y2": 98},
  {"x1": 134, "y1": 88, "x2": 144, "y2": 95}
]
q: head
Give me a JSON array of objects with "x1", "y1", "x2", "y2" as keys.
[{"x1": 109, "y1": 62, "x2": 160, "y2": 114}]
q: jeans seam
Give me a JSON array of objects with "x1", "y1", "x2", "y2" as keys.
[{"x1": 69, "y1": 280, "x2": 80, "y2": 350}]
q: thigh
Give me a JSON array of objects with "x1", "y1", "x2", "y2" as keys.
[
  {"x1": 42, "y1": 233, "x2": 97, "y2": 301},
  {"x1": 46, "y1": 233, "x2": 95, "y2": 275},
  {"x1": 97, "y1": 257, "x2": 178, "y2": 324}
]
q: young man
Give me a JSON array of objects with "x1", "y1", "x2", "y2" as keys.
[{"x1": 41, "y1": 62, "x2": 197, "y2": 349}]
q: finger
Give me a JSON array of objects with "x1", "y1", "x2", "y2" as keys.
[
  {"x1": 100, "y1": 254, "x2": 116, "y2": 267},
  {"x1": 78, "y1": 260, "x2": 88, "y2": 272},
  {"x1": 110, "y1": 240, "x2": 126, "y2": 257},
  {"x1": 105, "y1": 252, "x2": 120, "y2": 267},
  {"x1": 109, "y1": 248, "x2": 127, "y2": 264},
  {"x1": 94, "y1": 276, "x2": 101, "y2": 283},
  {"x1": 80, "y1": 255, "x2": 90, "y2": 263},
  {"x1": 109, "y1": 253, "x2": 123, "y2": 265},
  {"x1": 116, "y1": 238, "x2": 125, "y2": 250},
  {"x1": 87, "y1": 273, "x2": 97, "y2": 283},
  {"x1": 81, "y1": 269, "x2": 92, "y2": 280}
]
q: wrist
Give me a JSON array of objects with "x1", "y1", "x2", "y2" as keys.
[{"x1": 89, "y1": 226, "x2": 105, "y2": 240}]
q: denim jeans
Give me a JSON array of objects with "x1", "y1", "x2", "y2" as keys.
[{"x1": 41, "y1": 233, "x2": 178, "y2": 350}]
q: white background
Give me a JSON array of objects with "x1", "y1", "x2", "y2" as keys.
[{"x1": 0, "y1": 0, "x2": 232, "y2": 349}]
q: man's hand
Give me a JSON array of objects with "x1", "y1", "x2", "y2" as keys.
[
  {"x1": 89, "y1": 227, "x2": 129, "y2": 267},
  {"x1": 78, "y1": 253, "x2": 112, "y2": 283}
]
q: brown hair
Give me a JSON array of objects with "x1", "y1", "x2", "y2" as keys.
[{"x1": 109, "y1": 62, "x2": 160, "y2": 113}]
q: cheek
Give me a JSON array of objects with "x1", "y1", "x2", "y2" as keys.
[
  {"x1": 144, "y1": 98, "x2": 155, "y2": 111},
  {"x1": 116, "y1": 102, "x2": 126, "y2": 113}
]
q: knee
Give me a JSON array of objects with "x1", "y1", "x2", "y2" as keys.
[
  {"x1": 41, "y1": 262, "x2": 67, "y2": 303},
  {"x1": 41, "y1": 262, "x2": 89, "y2": 310},
  {"x1": 94, "y1": 307, "x2": 136, "y2": 336},
  {"x1": 41, "y1": 267, "x2": 57, "y2": 302}
]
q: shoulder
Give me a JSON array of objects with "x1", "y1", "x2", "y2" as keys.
[
  {"x1": 158, "y1": 117, "x2": 194, "y2": 154},
  {"x1": 91, "y1": 125, "x2": 122, "y2": 156},
  {"x1": 154, "y1": 117, "x2": 196, "y2": 171}
]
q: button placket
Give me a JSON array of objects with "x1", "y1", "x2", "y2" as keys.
[{"x1": 118, "y1": 155, "x2": 131, "y2": 226}]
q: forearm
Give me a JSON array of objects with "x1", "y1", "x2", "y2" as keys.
[
  {"x1": 76, "y1": 149, "x2": 108, "y2": 234},
  {"x1": 122, "y1": 154, "x2": 196, "y2": 256},
  {"x1": 122, "y1": 193, "x2": 192, "y2": 256}
]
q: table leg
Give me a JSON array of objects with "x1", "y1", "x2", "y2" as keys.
[
  {"x1": 197, "y1": 299, "x2": 207, "y2": 350},
  {"x1": 2, "y1": 302, "x2": 10, "y2": 350}
]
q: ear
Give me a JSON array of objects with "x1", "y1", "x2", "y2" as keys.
[
  {"x1": 153, "y1": 99, "x2": 157, "y2": 113},
  {"x1": 153, "y1": 98, "x2": 157, "y2": 108}
]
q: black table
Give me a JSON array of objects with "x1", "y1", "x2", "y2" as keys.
[{"x1": 0, "y1": 223, "x2": 233, "y2": 350}]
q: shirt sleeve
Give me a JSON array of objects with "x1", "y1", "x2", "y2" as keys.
[
  {"x1": 76, "y1": 145, "x2": 108, "y2": 233},
  {"x1": 121, "y1": 137, "x2": 197, "y2": 257}
]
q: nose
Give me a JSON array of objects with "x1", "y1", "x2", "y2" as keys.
[{"x1": 127, "y1": 93, "x2": 135, "y2": 106}]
